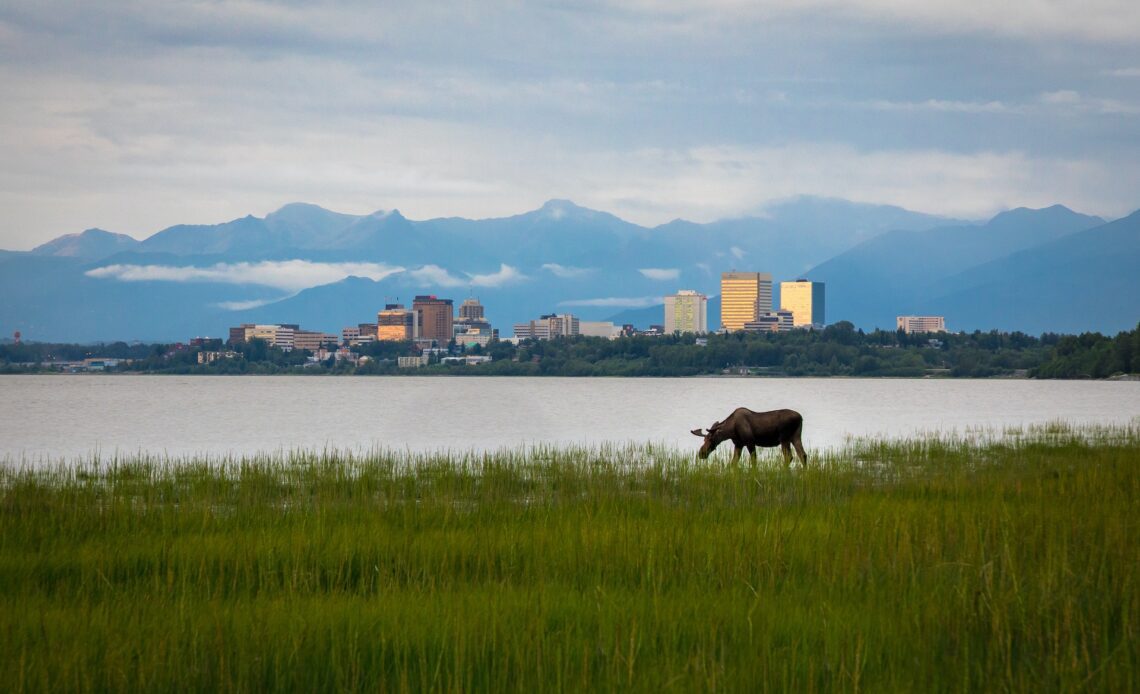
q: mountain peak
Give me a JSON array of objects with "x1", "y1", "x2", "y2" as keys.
[
  {"x1": 31, "y1": 228, "x2": 139, "y2": 259},
  {"x1": 986, "y1": 204, "x2": 1103, "y2": 232},
  {"x1": 538, "y1": 199, "x2": 592, "y2": 219},
  {"x1": 265, "y1": 202, "x2": 338, "y2": 220}
]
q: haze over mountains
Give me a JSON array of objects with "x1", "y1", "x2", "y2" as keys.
[{"x1": 2, "y1": 197, "x2": 1136, "y2": 343}]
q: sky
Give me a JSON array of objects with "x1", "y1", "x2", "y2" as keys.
[{"x1": 1, "y1": 0, "x2": 1139, "y2": 249}]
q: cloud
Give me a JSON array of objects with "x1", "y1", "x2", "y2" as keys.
[
  {"x1": 1039, "y1": 90, "x2": 1140, "y2": 115},
  {"x1": 730, "y1": 246, "x2": 745, "y2": 260},
  {"x1": 214, "y1": 298, "x2": 278, "y2": 311},
  {"x1": 85, "y1": 260, "x2": 404, "y2": 292},
  {"x1": 407, "y1": 264, "x2": 465, "y2": 288},
  {"x1": 639, "y1": 268, "x2": 681, "y2": 281},
  {"x1": 865, "y1": 98, "x2": 1012, "y2": 114},
  {"x1": 469, "y1": 263, "x2": 526, "y2": 287},
  {"x1": 405, "y1": 263, "x2": 526, "y2": 288},
  {"x1": 542, "y1": 263, "x2": 595, "y2": 278},
  {"x1": 559, "y1": 296, "x2": 665, "y2": 308},
  {"x1": 1, "y1": 0, "x2": 1138, "y2": 251}
]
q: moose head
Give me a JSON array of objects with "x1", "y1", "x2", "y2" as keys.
[{"x1": 690, "y1": 420, "x2": 728, "y2": 459}]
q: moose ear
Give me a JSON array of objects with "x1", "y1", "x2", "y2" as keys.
[{"x1": 690, "y1": 428, "x2": 705, "y2": 437}]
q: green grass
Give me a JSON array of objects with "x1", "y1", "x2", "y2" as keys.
[{"x1": 2, "y1": 424, "x2": 1138, "y2": 692}]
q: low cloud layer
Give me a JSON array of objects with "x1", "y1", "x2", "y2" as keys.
[
  {"x1": 639, "y1": 268, "x2": 681, "y2": 281},
  {"x1": 86, "y1": 260, "x2": 404, "y2": 293},
  {"x1": 542, "y1": 263, "x2": 595, "y2": 279},
  {"x1": 86, "y1": 259, "x2": 524, "y2": 293}
]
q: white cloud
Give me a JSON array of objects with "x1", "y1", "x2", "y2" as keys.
[
  {"x1": 469, "y1": 263, "x2": 526, "y2": 287},
  {"x1": 85, "y1": 260, "x2": 404, "y2": 292},
  {"x1": 215, "y1": 298, "x2": 278, "y2": 311},
  {"x1": 865, "y1": 98, "x2": 1012, "y2": 114},
  {"x1": 1108, "y1": 67, "x2": 1140, "y2": 77},
  {"x1": 405, "y1": 263, "x2": 526, "y2": 288},
  {"x1": 542, "y1": 263, "x2": 595, "y2": 278},
  {"x1": 1039, "y1": 90, "x2": 1140, "y2": 115},
  {"x1": 730, "y1": 246, "x2": 745, "y2": 260},
  {"x1": 407, "y1": 264, "x2": 466, "y2": 288},
  {"x1": 639, "y1": 268, "x2": 681, "y2": 281},
  {"x1": 559, "y1": 296, "x2": 665, "y2": 308},
  {"x1": 613, "y1": 1, "x2": 1140, "y2": 41}
]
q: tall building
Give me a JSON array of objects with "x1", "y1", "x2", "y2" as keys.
[
  {"x1": 454, "y1": 297, "x2": 493, "y2": 343},
  {"x1": 458, "y1": 297, "x2": 485, "y2": 321},
  {"x1": 720, "y1": 272, "x2": 773, "y2": 332},
  {"x1": 413, "y1": 295, "x2": 454, "y2": 345},
  {"x1": 664, "y1": 290, "x2": 708, "y2": 334},
  {"x1": 377, "y1": 304, "x2": 417, "y2": 341},
  {"x1": 897, "y1": 316, "x2": 947, "y2": 334},
  {"x1": 779, "y1": 279, "x2": 826, "y2": 328}
]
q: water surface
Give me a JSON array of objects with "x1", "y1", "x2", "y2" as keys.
[{"x1": 1, "y1": 375, "x2": 1137, "y2": 464}]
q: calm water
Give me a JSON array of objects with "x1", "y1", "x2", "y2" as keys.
[{"x1": 1, "y1": 375, "x2": 1138, "y2": 464}]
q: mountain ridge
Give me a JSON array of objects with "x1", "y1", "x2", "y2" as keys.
[{"x1": 2, "y1": 198, "x2": 1133, "y2": 342}]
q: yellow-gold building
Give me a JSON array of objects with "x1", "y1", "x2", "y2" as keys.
[
  {"x1": 779, "y1": 279, "x2": 826, "y2": 328},
  {"x1": 720, "y1": 272, "x2": 772, "y2": 332},
  {"x1": 377, "y1": 304, "x2": 417, "y2": 341}
]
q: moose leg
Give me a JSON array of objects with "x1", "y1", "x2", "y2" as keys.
[
  {"x1": 781, "y1": 442, "x2": 792, "y2": 467},
  {"x1": 793, "y1": 435, "x2": 808, "y2": 465},
  {"x1": 731, "y1": 444, "x2": 743, "y2": 464},
  {"x1": 747, "y1": 445, "x2": 757, "y2": 466}
]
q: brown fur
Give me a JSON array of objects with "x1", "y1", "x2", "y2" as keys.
[{"x1": 691, "y1": 407, "x2": 807, "y2": 466}]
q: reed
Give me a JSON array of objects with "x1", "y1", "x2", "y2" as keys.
[{"x1": 1, "y1": 423, "x2": 1137, "y2": 691}]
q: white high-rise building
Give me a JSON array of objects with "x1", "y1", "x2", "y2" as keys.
[{"x1": 664, "y1": 290, "x2": 709, "y2": 334}]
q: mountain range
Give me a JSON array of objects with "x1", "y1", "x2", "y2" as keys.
[{"x1": 1, "y1": 197, "x2": 1136, "y2": 342}]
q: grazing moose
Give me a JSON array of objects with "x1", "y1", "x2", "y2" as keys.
[{"x1": 691, "y1": 408, "x2": 807, "y2": 466}]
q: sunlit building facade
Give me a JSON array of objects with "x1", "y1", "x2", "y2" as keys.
[
  {"x1": 779, "y1": 279, "x2": 826, "y2": 328},
  {"x1": 720, "y1": 272, "x2": 772, "y2": 332},
  {"x1": 377, "y1": 304, "x2": 417, "y2": 341}
]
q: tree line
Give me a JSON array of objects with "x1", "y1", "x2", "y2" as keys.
[{"x1": 2, "y1": 322, "x2": 1137, "y2": 378}]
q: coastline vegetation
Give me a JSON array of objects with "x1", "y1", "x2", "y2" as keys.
[
  {"x1": 2, "y1": 424, "x2": 1137, "y2": 691},
  {"x1": 2, "y1": 322, "x2": 1138, "y2": 378}
]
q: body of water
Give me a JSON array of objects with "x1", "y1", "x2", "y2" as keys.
[{"x1": 1, "y1": 375, "x2": 1137, "y2": 464}]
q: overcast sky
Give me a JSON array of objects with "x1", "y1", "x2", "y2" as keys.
[{"x1": 2, "y1": 1, "x2": 1138, "y2": 249}]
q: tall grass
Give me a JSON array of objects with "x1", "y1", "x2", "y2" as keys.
[{"x1": 1, "y1": 423, "x2": 1137, "y2": 691}]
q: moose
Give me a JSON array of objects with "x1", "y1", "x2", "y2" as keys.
[{"x1": 691, "y1": 407, "x2": 807, "y2": 466}]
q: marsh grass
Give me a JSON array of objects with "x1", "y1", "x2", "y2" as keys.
[{"x1": 1, "y1": 423, "x2": 1137, "y2": 691}]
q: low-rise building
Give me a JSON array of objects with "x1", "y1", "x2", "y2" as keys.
[
  {"x1": 293, "y1": 330, "x2": 339, "y2": 352},
  {"x1": 897, "y1": 316, "x2": 947, "y2": 334},
  {"x1": 514, "y1": 313, "x2": 579, "y2": 340},
  {"x1": 398, "y1": 355, "x2": 429, "y2": 368},
  {"x1": 579, "y1": 321, "x2": 621, "y2": 339},
  {"x1": 198, "y1": 350, "x2": 239, "y2": 364},
  {"x1": 441, "y1": 355, "x2": 493, "y2": 366},
  {"x1": 744, "y1": 309, "x2": 794, "y2": 333}
]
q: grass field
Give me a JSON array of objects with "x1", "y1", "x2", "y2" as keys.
[{"x1": 1, "y1": 423, "x2": 1137, "y2": 692}]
